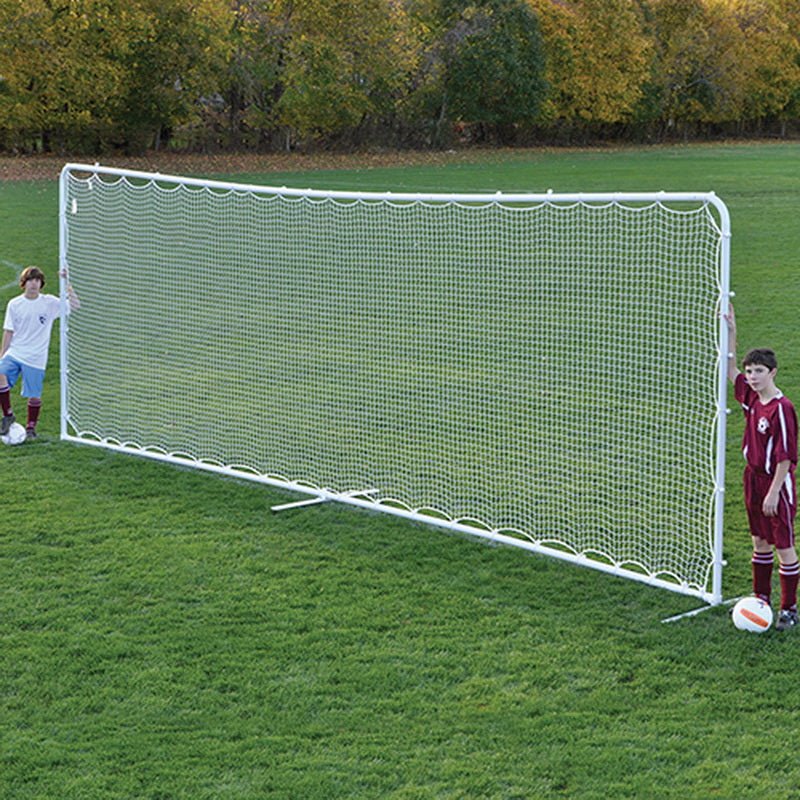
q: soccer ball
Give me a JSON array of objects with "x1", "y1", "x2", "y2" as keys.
[
  {"x1": 1, "y1": 422, "x2": 27, "y2": 446},
  {"x1": 731, "y1": 596, "x2": 773, "y2": 632}
]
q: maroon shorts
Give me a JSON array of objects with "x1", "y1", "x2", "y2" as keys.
[{"x1": 744, "y1": 466, "x2": 796, "y2": 549}]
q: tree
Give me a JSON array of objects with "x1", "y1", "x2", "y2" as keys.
[
  {"x1": 726, "y1": 0, "x2": 800, "y2": 133},
  {"x1": 108, "y1": 0, "x2": 232, "y2": 152},
  {"x1": 0, "y1": 0, "x2": 231, "y2": 154},
  {"x1": 0, "y1": 0, "x2": 128, "y2": 151},
  {"x1": 270, "y1": 0, "x2": 420, "y2": 147},
  {"x1": 436, "y1": 0, "x2": 547, "y2": 142},
  {"x1": 214, "y1": 0, "x2": 292, "y2": 150},
  {"x1": 646, "y1": 0, "x2": 745, "y2": 135},
  {"x1": 529, "y1": 0, "x2": 652, "y2": 133}
]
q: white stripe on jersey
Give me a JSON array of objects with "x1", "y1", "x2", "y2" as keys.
[{"x1": 778, "y1": 402, "x2": 789, "y2": 453}]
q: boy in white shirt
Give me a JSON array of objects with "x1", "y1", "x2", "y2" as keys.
[{"x1": 0, "y1": 266, "x2": 80, "y2": 441}]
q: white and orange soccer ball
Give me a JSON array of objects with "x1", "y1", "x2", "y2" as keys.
[
  {"x1": 1, "y1": 422, "x2": 26, "y2": 446},
  {"x1": 731, "y1": 596, "x2": 773, "y2": 633}
]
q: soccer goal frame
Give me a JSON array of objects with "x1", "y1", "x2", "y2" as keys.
[{"x1": 59, "y1": 163, "x2": 731, "y2": 605}]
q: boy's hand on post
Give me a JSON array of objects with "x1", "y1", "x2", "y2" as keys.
[{"x1": 723, "y1": 301, "x2": 735, "y2": 330}]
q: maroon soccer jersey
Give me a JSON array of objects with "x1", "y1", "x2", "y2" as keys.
[
  {"x1": 735, "y1": 373, "x2": 798, "y2": 476},
  {"x1": 736, "y1": 373, "x2": 798, "y2": 548}
]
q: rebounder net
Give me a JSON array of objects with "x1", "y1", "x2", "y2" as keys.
[{"x1": 60, "y1": 166, "x2": 729, "y2": 600}]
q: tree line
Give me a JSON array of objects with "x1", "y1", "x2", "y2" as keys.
[{"x1": 2, "y1": 0, "x2": 799, "y2": 155}]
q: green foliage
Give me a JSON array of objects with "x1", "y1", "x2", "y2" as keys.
[
  {"x1": 0, "y1": 0, "x2": 127, "y2": 151},
  {"x1": 108, "y1": 0, "x2": 233, "y2": 153},
  {"x1": 730, "y1": 0, "x2": 800, "y2": 126},
  {"x1": 3, "y1": 143, "x2": 800, "y2": 797},
  {"x1": 215, "y1": 0, "x2": 289, "y2": 150},
  {"x1": 439, "y1": 0, "x2": 547, "y2": 140},
  {"x1": 531, "y1": 0, "x2": 653, "y2": 129},
  {"x1": 2, "y1": 0, "x2": 800, "y2": 151},
  {"x1": 0, "y1": 0, "x2": 232, "y2": 154},
  {"x1": 647, "y1": 0, "x2": 743, "y2": 129},
  {"x1": 208, "y1": 0, "x2": 422, "y2": 150}
]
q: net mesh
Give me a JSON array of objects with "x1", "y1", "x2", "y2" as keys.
[{"x1": 62, "y1": 169, "x2": 725, "y2": 595}]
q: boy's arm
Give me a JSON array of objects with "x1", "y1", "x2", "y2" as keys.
[
  {"x1": 0, "y1": 329, "x2": 11, "y2": 358},
  {"x1": 66, "y1": 284, "x2": 81, "y2": 311},
  {"x1": 724, "y1": 302, "x2": 739, "y2": 382},
  {"x1": 764, "y1": 460, "x2": 791, "y2": 517},
  {"x1": 60, "y1": 269, "x2": 81, "y2": 310}
]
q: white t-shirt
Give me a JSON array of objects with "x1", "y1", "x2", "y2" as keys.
[{"x1": 3, "y1": 293, "x2": 63, "y2": 369}]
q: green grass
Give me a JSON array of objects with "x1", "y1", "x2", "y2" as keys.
[{"x1": 3, "y1": 142, "x2": 800, "y2": 799}]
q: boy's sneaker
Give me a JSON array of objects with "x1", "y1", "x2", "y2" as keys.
[
  {"x1": 776, "y1": 609, "x2": 799, "y2": 631},
  {"x1": 25, "y1": 427, "x2": 37, "y2": 442},
  {"x1": 0, "y1": 413, "x2": 14, "y2": 435}
]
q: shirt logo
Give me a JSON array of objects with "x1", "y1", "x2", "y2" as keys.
[{"x1": 757, "y1": 416, "x2": 770, "y2": 434}]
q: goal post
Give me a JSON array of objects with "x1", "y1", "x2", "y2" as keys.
[{"x1": 59, "y1": 163, "x2": 731, "y2": 604}]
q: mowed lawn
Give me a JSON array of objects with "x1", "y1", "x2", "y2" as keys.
[{"x1": 2, "y1": 143, "x2": 800, "y2": 800}]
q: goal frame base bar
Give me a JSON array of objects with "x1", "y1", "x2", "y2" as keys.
[{"x1": 61, "y1": 433, "x2": 723, "y2": 605}]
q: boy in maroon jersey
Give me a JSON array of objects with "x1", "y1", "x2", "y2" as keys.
[{"x1": 726, "y1": 303, "x2": 799, "y2": 630}]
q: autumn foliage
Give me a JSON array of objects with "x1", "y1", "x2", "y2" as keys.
[{"x1": 1, "y1": 0, "x2": 799, "y2": 154}]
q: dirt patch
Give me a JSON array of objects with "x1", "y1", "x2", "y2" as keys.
[
  {"x1": 0, "y1": 149, "x2": 504, "y2": 182},
  {"x1": 2, "y1": 140, "x2": 790, "y2": 182}
]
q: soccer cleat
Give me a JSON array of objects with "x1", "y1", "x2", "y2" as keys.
[
  {"x1": 0, "y1": 413, "x2": 14, "y2": 436},
  {"x1": 776, "y1": 609, "x2": 799, "y2": 631},
  {"x1": 25, "y1": 427, "x2": 37, "y2": 442}
]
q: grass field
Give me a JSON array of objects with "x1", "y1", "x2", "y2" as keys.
[{"x1": 2, "y1": 143, "x2": 800, "y2": 799}]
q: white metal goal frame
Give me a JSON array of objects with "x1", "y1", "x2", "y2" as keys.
[{"x1": 58, "y1": 163, "x2": 731, "y2": 605}]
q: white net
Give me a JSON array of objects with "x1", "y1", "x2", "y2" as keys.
[{"x1": 60, "y1": 167, "x2": 728, "y2": 599}]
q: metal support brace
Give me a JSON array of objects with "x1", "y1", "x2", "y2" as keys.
[
  {"x1": 661, "y1": 595, "x2": 741, "y2": 624},
  {"x1": 271, "y1": 488, "x2": 379, "y2": 513}
]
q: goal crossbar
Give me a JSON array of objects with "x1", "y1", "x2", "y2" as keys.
[{"x1": 59, "y1": 163, "x2": 731, "y2": 605}]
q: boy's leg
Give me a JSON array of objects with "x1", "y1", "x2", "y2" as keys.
[
  {"x1": 773, "y1": 486, "x2": 797, "y2": 628},
  {"x1": 746, "y1": 470, "x2": 778, "y2": 603},
  {"x1": 751, "y1": 540, "x2": 774, "y2": 604},
  {"x1": 778, "y1": 554, "x2": 799, "y2": 608},
  {"x1": 776, "y1": 546, "x2": 799, "y2": 631},
  {"x1": 0, "y1": 379, "x2": 12, "y2": 422},
  {"x1": 19, "y1": 365, "x2": 45, "y2": 440},
  {"x1": 0, "y1": 359, "x2": 17, "y2": 434},
  {"x1": 26, "y1": 397, "x2": 42, "y2": 439}
]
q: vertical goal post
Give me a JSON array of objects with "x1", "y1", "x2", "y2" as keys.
[{"x1": 58, "y1": 163, "x2": 731, "y2": 605}]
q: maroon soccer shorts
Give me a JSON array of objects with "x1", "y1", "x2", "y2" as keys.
[{"x1": 744, "y1": 466, "x2": 797, "y2": 549}]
